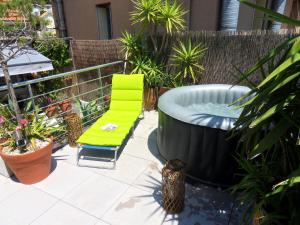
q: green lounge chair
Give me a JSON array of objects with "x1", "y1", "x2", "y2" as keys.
[{"x1": 76, "y1": 74, "x2": 144, "y2": 168}]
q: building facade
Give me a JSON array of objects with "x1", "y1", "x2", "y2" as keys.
[{"x1": 53, "y1": 0, "x2": 297, "y2": 40}]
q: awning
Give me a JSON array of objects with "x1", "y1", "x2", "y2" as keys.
[{"x1": 0, "y1": 48, "x2": 53, "y2": 77}]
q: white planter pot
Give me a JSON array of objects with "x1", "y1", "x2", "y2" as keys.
[{"x1": 0, "y1": 156, "x2": 12, "y2": 177}]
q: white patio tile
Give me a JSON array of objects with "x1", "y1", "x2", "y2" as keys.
[
  {"x1": 0, "y1": 175, "x2": 24, "y2": 203},
  {"x1": 102, "y1": 186, "x2": 166, "y2": 225},
  {"x1": 161, "y1": 184, "x2": 234, "y2": 225},
  {"x1": 63, "y1": 174, "x2": 129, "y2": 218},
  {"x1": 0, "y1": 186, "x2": 57, "y2": 225},
  {"x1": 93, "y1": 153, "x2": 150, "y2": 184},
  {"x1": 123, "y1": 136, "x2": 160, "y2": 161},
  {"x1": 143, "y1": 111, "x2": 158, "y2": 126},
  {"x1": 95, "y1": 220, "x2": 110, "y2": 225},
  {"x1": 133, "y1": 161, "x2": 163, "y2": 193},
  {"x1": 134, "y1": 122, "x2": 157, "y2": 140},
  {"x1": 52, "y1": 145, "x2": 78, "y2": 165},
  {"x1": 33, "y1": 160, "x2": 94, "y2": 198},
  {"x1": 31, "y1": 201, "x2": 98, "y2": 225},
  {"x1": 0, "y1": 110, "x2": 243, "y2": 225}
]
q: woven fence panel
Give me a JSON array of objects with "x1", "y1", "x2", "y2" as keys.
[
  {"x1": 170, "y1": 30, "x2": 298, "y2": 85},
  {"x1": 71, "y1": 39, "x2": 123, "y2": 68},
  {"x1": 71, "y1": 30, "x2": 298, "y2": 87},
  {"x1": 71, "y1": 39, "x2": 123, "y2": 100}
]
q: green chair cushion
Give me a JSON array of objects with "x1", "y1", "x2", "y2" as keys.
[
  {"x1": 77, "y1": 115, "x2": 134, "y2": 146},
  {"x1": 77, "y1": 74, "x2": 144, "y2": 147},
  {"x1": 111, "y1": 74, "x2": 144, "y2": 90},
  {"x1": 109, "y1": 74, "x2": 144, "y2": 112}
]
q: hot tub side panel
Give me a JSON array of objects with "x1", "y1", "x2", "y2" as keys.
[{"x1": 157, "y1": 109, "x2": 239, "y2": 186}]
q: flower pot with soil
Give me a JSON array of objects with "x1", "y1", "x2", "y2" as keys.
[
  {"x1": 103, "y1": 95, "x2": 111, "y2": 107},
  {"x1": 0, "y1": 110, "x2": 64, "y2": 184},
  {"x1": 144, "y1": 87, "x2": 158, "y2": 111},
  {"x1": 46, "y1": 105, "x2": 58, "y2": 117},
  {"x1": 159, "y1": 86, "x2": 171, "y2": 96},
  {"x1": 59, "y1": 100, "x2": 72, "y2": 112},
  {"x1": 0, "y1": 139, "x2": 53, "y2": 184}
]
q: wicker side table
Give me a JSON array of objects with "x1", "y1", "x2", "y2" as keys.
[
  {"x1": 162, "y1": 159, "x2": 185, "y2": 214},
  {"x1": 65, "y1": 113, "x2": 83, "y2": 147}
]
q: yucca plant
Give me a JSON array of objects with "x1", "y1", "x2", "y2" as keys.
[
  {"x1": 171, "y1": 40, "x2": 206, "y2": 84},
  {"x1": 130, "y1": 0, "x2": 161, "y2": 27},
  {"x1": 231, "y1": 1, "x2": 300, "y2": 224},
  {"x1": 128, "y1": 0, "x2": 186, "y2": 61},
  {"x1": 122, "y1": 0, "x2": 204, "y2": 111},
  {"x1": 158, "y1": 0, "x2": 186, "y2": 34},
  {"x1": 130, "y1": 56, "x2": 164, "y2": 88},
  {"x1": 120, "y1": 31, "x2": 143, "y2": 59}
]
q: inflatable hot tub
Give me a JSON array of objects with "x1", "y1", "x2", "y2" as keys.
[{"x1": 157, "y1": 84, "x2": 250, "y2": 186}]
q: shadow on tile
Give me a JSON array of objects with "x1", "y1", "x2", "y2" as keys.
[
  {"x1": 133, "y1": 172, "x2": 244, "y2": 225},
  {"x1": 147, "y1": 129, "x2": 165, "y2": 165}
]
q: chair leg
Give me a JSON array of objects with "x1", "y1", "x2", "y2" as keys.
[
  {"x1": 131, "y1": 126, "x2": 134, "y2": 138},
  {"x1": 113, "y1": 150, "x2": 117, "y2": 169},
  {"x1": 76, "y1": 145, "x2": 81, "y2": 166}
]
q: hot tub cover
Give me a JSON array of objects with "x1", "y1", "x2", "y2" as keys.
[{"x1": 158, "y1": 84, "x2": 251, "y2": 131}]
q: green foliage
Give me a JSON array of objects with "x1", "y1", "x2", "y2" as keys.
[
  {"x1": 232, "y1": 1, "x2": 300, "y2": 224},
  {"x1": 171, "y1": 40, "x2": 206, "y2": 84},
  {"x1": 33, "y1": 39, "x2": 72, "y2": 73},
  {"x1": 130, "y1": 0, "x2": 161, "y2": 27},
  {"x1": 23, "y1": 109, "x2": 64, "y2": 144},
  {"x1": 0, "y1": 103, "x2": 64, "y2": 152},
  {"x1": 0, "y1": 104, "x2": 15, "y2": 139},
  {"x1": 32, "y1": 39, "x2": 72, "y2": 102},
  {"x1": 130, "y1": 56, "x2": 164, "y2": 87},
  {"x1": 122, "y1": 0, "x2": 203, "y2": 89},
  {"x1": 158, "y1": 0, "x2": 186, "y2": 34},
  {"x1": 131, "y1": 0, "x2": 185, "y2": 33},
  {"x1": 76, "y1": 99, "x2": 103, "y2": 126},
  {"x1": 120, "y1": 31, "x2": 143, "y2": 58},
  {"x1": 0, "y1": 0, "x2": 46, "y2": 31}
]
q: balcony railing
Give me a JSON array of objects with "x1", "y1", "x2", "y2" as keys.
[{"x1": 0, "y1": 60, "x2": 124, "y2": 143}]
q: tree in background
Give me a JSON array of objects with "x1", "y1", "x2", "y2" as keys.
[
  {"x1": 127, "y1": 0, "x2": 206, "y2": 85},
  {"x1": 121, "y1": 0, "x2": 206, "y2": 109},
  {"x1": 0, "y1": 0, "x2": 45, "y2": 148}
]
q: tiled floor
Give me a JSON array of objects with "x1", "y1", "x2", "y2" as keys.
[{"x1": 0, "y1": 111, "x2": 243, "y2": 225}]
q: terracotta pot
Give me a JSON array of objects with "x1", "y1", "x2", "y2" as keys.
[
  {"x1": 59, "y1": 100, "x2": 72, "y2": 112},
  {"x1": 64, "y1": 76, "x2": 73, "y2": 83},
  {"x1": 144, "y1": 87, "x2": 158, "y2": 111},
  {"x1": 46, "y1": 105, "x2": 58, "y2": 117},
  {"x1": 159, "y1": 86, "x2": 171, "y2": 96},
  {"x1": 103, "y1": 95, "x2": 111, "y2": 106},
  {"x1": 0, "y1": 139, "x2": 54, "y2": 184}
]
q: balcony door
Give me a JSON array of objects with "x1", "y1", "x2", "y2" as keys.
[{"x1": 96, "y1": 4, "x2": 112, "y2": 40}]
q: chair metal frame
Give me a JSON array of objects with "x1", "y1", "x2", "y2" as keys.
[{"x1": 76, "y1": 110, "x2": 143, "y2": 169}]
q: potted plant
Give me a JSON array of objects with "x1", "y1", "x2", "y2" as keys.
[
  {"x1": 158, "y1": 73, "x2": 174, "y2": 96},
  {"x1": 128, "y1": 56, "x2": 164, "y2": 110},
  {"x1": 170, "y1": 40, "x2": 206, "y2": 86},
  {"x1": 230, "y1": 1, "x2": 300, "y2": 224},
  {"x1": 45, "y1": 97, "x2": 59, "y2": 117},
  {"x1": 103, "y1": 95, "x2": 111, "y2": 107},
  {"x1": 0, "y1": 108, "x2": 63, "y2": 184},
  {"x1": 59, "y1": 99, "x2": 72, "y2": 112}
]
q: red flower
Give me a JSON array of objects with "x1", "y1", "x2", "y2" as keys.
[
  {"x1": 16, "y1": 125, "x2": 22, "y2": 131},
  {"x1": 20, "y1": 119, "x2": 29, "y2": 126},
  {"x1": 0, "y1": 116, "x2": 5, "y2": 124}
]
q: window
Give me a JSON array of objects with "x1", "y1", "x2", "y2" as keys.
[{"x1": 96, "y1": 4, "x2": 112, "y2": 40}]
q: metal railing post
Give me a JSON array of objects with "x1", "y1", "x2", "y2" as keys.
[
  {"x1": 27, "y1": 84, "x2": 37, "y2": 115},
  {"x1": 98, "y1": 68, "x2": 104, "y2": 108}
]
